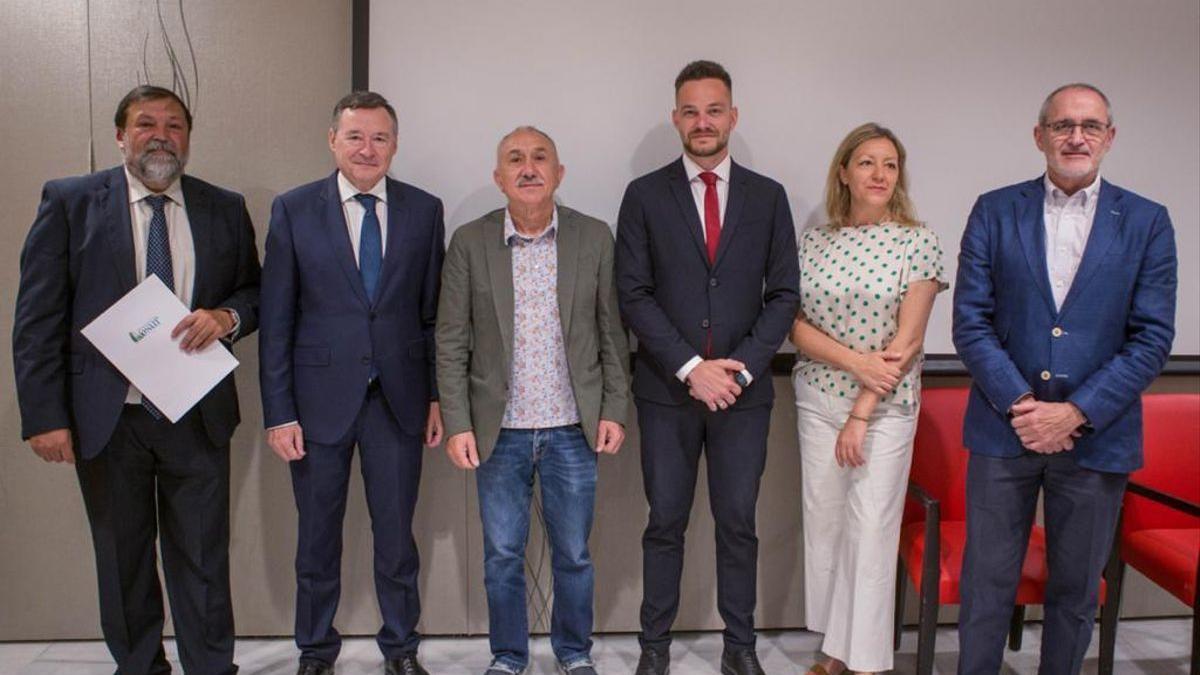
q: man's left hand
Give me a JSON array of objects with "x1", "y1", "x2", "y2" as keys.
[
  {"x1": 425, "y1": 401, "x2": 444, "y2": 448},
  {"x1": 1011, "y1": 399, "x2": 1086, "y2": 453},
  {"x1": 172, "y1": 309, "x2": 234, "y2": 352},
  {"x1": 595, "y1": 420, "x2": 625, "y2": 454}
]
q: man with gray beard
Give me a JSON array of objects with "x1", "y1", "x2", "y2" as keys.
[{"x1": 13, "y1": 85, "x2": 261, "y2": 675}]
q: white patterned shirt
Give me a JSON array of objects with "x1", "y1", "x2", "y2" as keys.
[
  {"x1": 795, "y1": 222, "x2": 946, "y2": 406},
  {"x1": 501, "y1": 208, "x2": 581, "y2": 428}
]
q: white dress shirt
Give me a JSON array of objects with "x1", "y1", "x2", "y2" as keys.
[
  {"x1": 1043, "y1": 173, "x2": 1101, "y2": 310},
  {"x1": 337, "y1": 171, "x2": 389, "y2": 264},
  {"x1": 674, "y1": 154, "x2": 752, "y2": 387},
  {"x1": 123, "y1": 168, "x2": 195, "y2": 404}
]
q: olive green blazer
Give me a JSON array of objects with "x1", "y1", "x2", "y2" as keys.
[{"x1": 436, "y1": 205, "x2": 630, "y2": 459}]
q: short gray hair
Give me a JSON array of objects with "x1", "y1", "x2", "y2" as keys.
[
  {"x1": 1038, "y1": 83, "x2": 1113, "y2": 125},
  {"x1": 496, "y1": 125, "x2": 558, "y2": 159}
]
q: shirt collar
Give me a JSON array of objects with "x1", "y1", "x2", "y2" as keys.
[
  {"x1": 1044, "y1": 172, "x2": 1101, "y2": 207},
  {"x1": 337, "y1": 171, "x2": 388, "y2": 205},
  {"x1": 504, "y1": 206, "x2": 559, "y2": 246},
  {"x1": 124, "y1": 166, "x2": 183, "y2": 206},
  {"x1": 682, "y1": 153, "x2": 732, "y2": 184}
]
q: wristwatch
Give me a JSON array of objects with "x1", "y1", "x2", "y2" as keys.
[{"x1": 734, "y1": 371, "x2": 750, "y2": 388}]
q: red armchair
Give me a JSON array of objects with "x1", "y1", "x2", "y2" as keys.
[
  {"x1": 895, "y1": 386, "x2": 1107, "y2": 675},
  {"x1": 1098, "y1": 393, "x2": 1200, "y2": 675}
]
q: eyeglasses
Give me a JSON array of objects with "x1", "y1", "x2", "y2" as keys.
[{"x1": 1043, "y1": 119, "x2": 1110, "y2": 140}]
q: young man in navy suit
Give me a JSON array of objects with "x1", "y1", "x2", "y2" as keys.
[
  {"x1": 259, "y1": 91, "x2": 444, "y2": 675},
  {"x1": 13, "y1": 85, "x2": 260, "y2": 675},
  {"x1": 616, "y1": 61, "x2": 800, "y2": 675},
  {"x1": 953, "y1": 84, "x2": 1177, "y2": 675}
]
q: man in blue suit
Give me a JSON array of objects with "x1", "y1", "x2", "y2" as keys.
[
  {"x1": 13, "y1": 85, "x2": 260, "y2": 675},
  {"x1": 953, "y1": 83, "x2": 1177, "y2": 675},
  {"x1": 616, "y1": 60, "x2": 800, "y2": 675},
  {"x1": 259, "y1": 91, "x2": 444, "y2": 675}
]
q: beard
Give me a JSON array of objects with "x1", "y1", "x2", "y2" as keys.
[
  {"x1": 683, "y1": 132, "x2": 728, "y2": 158},
  {"x1": 128, "y1": 140, "x2": 187, "y2": 187}
]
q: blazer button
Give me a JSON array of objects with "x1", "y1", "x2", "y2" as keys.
[
  {"x1": 370, "y1": 312, "x2": 377, "y2": 321},
  {"x1": 1040, "y1": 370, "x2": 1052, "y2": 381},
  {"x1": 701, "y1": 319, "x2": 710, "y2": 328},
  {"x1": 709, "y1": 278, "x2": 718, "y2": 287},
  {"x1": 361, "y1": 356, "x2": 371, "y2": 365},
  {"x1": 1051, "y1": 327, "x2": 1063, "y2": 337}
]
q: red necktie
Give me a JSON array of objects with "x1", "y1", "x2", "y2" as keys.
[{"x1": 699, "y1": 171, "x2": 721, "y2": 264}]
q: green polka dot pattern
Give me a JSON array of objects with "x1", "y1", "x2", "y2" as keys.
[{"x1": 795, "y1": 222, "x2": 947, "y2": 406}]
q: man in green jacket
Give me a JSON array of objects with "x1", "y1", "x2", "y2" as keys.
[{"x1": 436, "y1": 126, "x2": 630, "y2": 675}]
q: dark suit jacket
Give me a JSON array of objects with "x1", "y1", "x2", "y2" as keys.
[
  {"x1": 616, "y1": 158, "x2": 800, "y2": 408},
  {"x1": 436, "y1": 206, "x2": 630, "y2": 459},
  {"x1": 13, "y1": 166, "x2": 262, "y2": 459},
  {"x1": 259, "y1": 173, "x2": 444, "y2": 443},
  {"x1": 952, "y1": 176, "x2": 1176, "y2": 473}
]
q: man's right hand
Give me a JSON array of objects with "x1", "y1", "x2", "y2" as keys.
[
  {"x1": 266, "y1": 424, "x2": 306, "y2": 462},
  {"x1": 851, "y1": 351, "x2": 904, "y2": 395},
  {"x1": 686, "y1": 358, "x2": 745, "y2": 412},
  {"x1": 446, "y1": 431, "x2": 480, "y2": 470},
  {"x1": 29, "y1": 428, "x2": 75, "y2": 464}
]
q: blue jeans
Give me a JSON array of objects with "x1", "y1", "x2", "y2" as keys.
[{"x1": 476, "y1": 425, "x2": 597, "y2": 670}]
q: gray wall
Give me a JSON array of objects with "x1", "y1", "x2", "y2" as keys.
[
  {"x1": 0, "y1": 0, "x2": 1195, "y2": 643},
  {"x1": 370, "y1": 0, "x2": 1200, "y2": 356}
]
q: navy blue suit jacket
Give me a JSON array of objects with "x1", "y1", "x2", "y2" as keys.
[
  {"x1": 616, "y1": 158, "x2": 800, "y2": 408},
  {"x1": 952, "y1": 177, "x2": 1176, "y2": 473},
  {"x1": 13, "y1": 166, "x2": 262, "y2": 459},
  {"x1": 258, "y1": 173, "x2": 444, "y2": 443}
]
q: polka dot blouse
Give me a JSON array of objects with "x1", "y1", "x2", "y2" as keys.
[{"x1": 795, "y1": 222, "x2": 948, "y2": 406}]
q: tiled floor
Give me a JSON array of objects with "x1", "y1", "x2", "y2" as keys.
[{"x1": 0, "y1": 619, "x2": 1190, "y2": 674}]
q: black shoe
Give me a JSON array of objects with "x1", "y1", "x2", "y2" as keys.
[
  {"x1": 385, "y1": 654, "x2": 428, "y2": 675},
  {"x1": 297, "y1": 659, "x2": 334, "y2": 675},
  {"x1": 635, "y1": 645, "x2": 670, "y2": 675},
  {"x1": 720, "y1": 647, "x2": 764, "y2": 675}
]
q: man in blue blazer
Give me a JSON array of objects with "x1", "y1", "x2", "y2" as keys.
[
  {"x1": 259, "y1": 91, "x2": 444, "y2": 675},
  {"x1": 952, "y1": 83, "x2": 1176, "y2": 675},
  {"x1": 616, "y1": 61, "x2": 800, "y2": 675},
  {"x1": 13, "y1": 85, "x2": 260, "y2": 675}
]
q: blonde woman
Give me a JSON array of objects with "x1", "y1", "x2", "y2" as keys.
[{"x1": 792, "y1": 123, "x2": 946, "y2": 675}]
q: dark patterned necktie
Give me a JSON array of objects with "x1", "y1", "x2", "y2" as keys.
[
  {"x1": 142, "y1": 194, "x2": 173, "y2": 419},
  {"x1": 354, "y1": 193, "x2": 382, "y2": 303}
]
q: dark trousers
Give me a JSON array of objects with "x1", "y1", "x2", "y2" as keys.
[
  {"x1": 76, "y1": 406, "x2": 236, "y2": 675},
  {"x1": 637, "y1": 399, "x2": 771, "y2": 649},
  {"x1": 957, "y1": 452, "x2": 1127, "y2": 675},
  {"x1": 289, "y1": 385, "x2": 423, "y2": 665}
]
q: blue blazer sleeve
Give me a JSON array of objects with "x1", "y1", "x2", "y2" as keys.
[
  {"x1": 422, "y1": 199, "x2": 445, "y2": 401},
  {"x1": 1068, "y1": 205, "x2": 1176, "y2": 431},
  {"x1": 615, "y1": 180, "x2": 701, "y2": 375},
  {"x1": 12, "y1": 181, "x2": 73, "y2": 438},
  {"x1": 727, "y1": 184, "x2": 800, "y2": 379},
  {"x1": 258, "y1": 195, "x2": 300, "y2": 427},
  {"x1": 952, "y1": 196, "x2": 1033, "y2": 414}
]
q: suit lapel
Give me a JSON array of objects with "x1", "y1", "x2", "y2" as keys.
[
  {"x1": 713, "y1": 161, "x2": 748, "y2": 270},
  {"x1": 99, "y1": 168, "x2": 137, "y2": 293},
  {"x1": 1059, "y1": 180, "x2": 1123, "y2": 316},
  {"x1": 666, "y1": 159, "x2": 711, "y2": 267},
  {"x1": 320, "y1": 173, "x2": 371, "y2": 308},
  {"x1": 556, "y1": 207, "x2": 580, "y2": 341},
  {"x1": 484, "y1": 212, "x2": 515, "y2": 360},
  {"x1": 376, "y1": 178, "x2": 410, "y2": 305},
  {"x1": 1015, "y1": 179, "x2": 1056, "y2": 315},
  {"x1": 182, "y1": 176, "x2": 211, "y2": 309}
]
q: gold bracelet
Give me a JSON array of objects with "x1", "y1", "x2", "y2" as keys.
[{"x1": 847, "y1": 413, "x2": 870, "y2": 424}]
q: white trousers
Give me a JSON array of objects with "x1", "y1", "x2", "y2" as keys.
[{"x1": 795, "y1": 376, "x2": 918, "y2": 672}]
